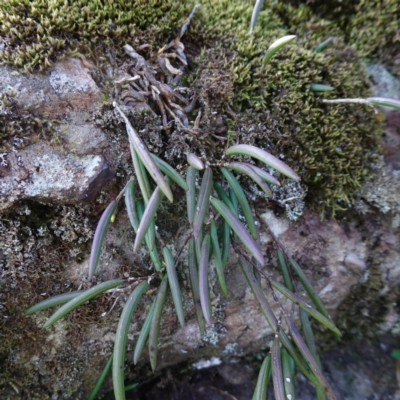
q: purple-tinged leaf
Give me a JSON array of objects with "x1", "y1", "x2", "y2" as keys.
[
  {"x1": 163, "y1": 246, "x2": 185, "y2": 327},
  {"x1": 113, "y1": 281, "x2": 148, "y2": 400},
  {"x1": 210, "y1": 220, "x2": 228, "y2": 297},
  {"x1": 193, "y1": 167, "x2": 213, "y2": 240},
  {"x1": 243, "y1": 163, "x2": 280, "y2": 186},
  {"x1": 225, "y1": 162, "x2": 272, "y2": 197},
  {"x1": 226, "y1": 144, "x2": 300, "y2": 181},
  {"x1": 44, "y1": 279, "x2": 124, "y2": 328},
  {"x1": 212, "y1": 198, "x2": 264, "y2": 266},
  {"x1": 125, "y1": 181, "x2": 139, "y2": 233},
  {"x1": 199, "y1": 234, "x2": 212, "y2": 326},
  {"x1": 186, "y1": 166, "x2": 197, "y2": 225},
  {"x1": 272, "y1": 336, "x2": 285, "y2": 400},
  {"x1": 88, "y1": 200, "x2": 118, "y2": 281}
]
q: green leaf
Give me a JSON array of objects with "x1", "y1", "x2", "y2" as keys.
[
  {"x1": 193, "y1": 167, "x2": 213, "y2": 240},
  {"x1": 88, "y1": 201, "x2": 118, "y2": 281},
  {"x1": 263, "y1": 35, "x2": 296, "y2": 64},
  {"x1": 87, "y1": 354, "x2": 113, "y2": 400},
  {"x1": 221, "y1": 168, "x2": 257, "y2": 239},
  {"x1": 44, "y1": 279, "x2": 124, "y2": 328},
  {"x1": 310, "y1": 84, "x2": 334, "y2": 92},
  {"x1": 133, "y1": 300, "x2": 156, "y2": 365},
  {"x1": 221, "y1": 220, "x2": 231, "y2": 271},
  {"x1": 250, "y1": 0, "x2": 265, "y2": 33},
  {"x1": 213, "y1": 183, "x2": 236, "y2": 214},
  {"x1": 242, "y1": 163, "x2": 280, "y2": 186},
  {"x1": 210, "y1": 220, "x2": 228, "y2": 297},
  {"x1": 391, "y1": 349, "x2": 400, "y2": 360},
  {"x1": 272, "y1": 336, "x2": 285, "y2": 400},
  {"x1": 277, "y1": 250, "x2": 293, "y2": 292},
  {"x1": 130, "y1": 142, "x2": 150, "y2": 204},
  {"x1": 252, "y1": 354, "x2": 271, "y2": 400},
  {"x1": 270, "y1": 280, "x2": 341, "y2": 336},
  {"x1": 225, "y1": 144, "x2": 300, "y2": 181},
  {"x1": 124, "y1": 181, "x2": 139, "y2": 233},
  {"x1": 113, "y1": 281, "x2": 148, "y2": 400},
  {"x1": 186, "y1": 166, "x2": 197, "y2": 225},
  {"x1": 281, "y1": 348, "x2": 296, "y2": 400},
  {"x1": 187, "y1": 153, "x2": 204, "y2": 170},
  {"x1": 150, "y1": 153, "x2": 188, "y2": 190},
  {"x1": 149, "y1": 275, "x2": 168, "y2": 371},
  {"x1": 163, "y1": 246, "x2": 185, "y2": 327},
  {"x1": 367, "y1": 97, "x2": 400, "y2": 110},
  {"x1": 211, "y1": 198, "x2": 264, "y2": 266},
  {"x1": 313, "y1": 37, "x2": 334, "y2": 53},
  {"x1": 26, "y1": 291, "x2": 82, "y2": 315},
  {"x1": 199, "y1": 234, "x2": 212, "y2": 326},
  {"x1": 136, "y1": 200, "x2": 158, "y2": 264}
]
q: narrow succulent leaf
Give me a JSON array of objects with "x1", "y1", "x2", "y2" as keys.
[
  {"x1": 213, "y1": 183, "x2": 236, "y2": 214},
  {"x1": 87, "y1": 354, "x2": 113, "y2": 400},
  {"x1": 212, "y1": 198, "x2": 264, "y2": 266},
  {"x1": 272, "y1": 336, "x2": 285, "y2": 400},
  {"x1": 102, "y1": 383, "x2": 138, "y2": 400},
  {"x1": 277, "y1": 250, "x2": 293, "y2": 292},
  {"x1": 210, "y1": 220, "x2": 228, "y2": 297},
  {"x1": 134, "y1": 300, "x2": 156, "y2": 365},
  {"x1": 44, "y1": 279, "x2": 124, "y2": 328},
  {"x1": 125, "y1": 181, "x2": 139, "y2": 232},
  {"x1": 310, "y1": 83, "x2": 334, "y2": 92},
  {"x1": 313, "y1": 36, "x2": 334, "y2": 52},
  {"x1": 148, "y1": 245, "x2": 162, "y2": 272},
  {"x1": 250, "y1": 0, "x2": 265, "y2": 33},
  {"x1": 187, "y1": 153, "x2": 204, "y2": 170},
  {"x1": 317, "y1": 384, "x2": 327, "y2": 400},
  {"x1": 221, "y1": 168, "x2": 257, "y2": 238},
  {"x1": 226, "y1": 162, "x2": 272, "y2": 197},
  {"x1": 163, "y1": 247, "x2": 185, "y2": 327},
  {"x1": 149, "y1": 275, "x2": 168, "y2": 371},
  {"x1": 243, "y1": 163, "x2": 280, "y2": 186},
  {"x1": 288, "y1": 258, "x2": 330, "y2": 320},
  {"x1": 193, "y1": 167, "x2": 213, "y2": 240},
  {"x1": 221, "y1": 220, "x2": 231, "y2": 270},
  {"x1": 115, "y1": 103, "x2": 173, "y2": 202},
  {"x1": 186, "y1": 166, "x2": 197, "y2": 225},
  {"x1": 367, "y1": 97, "x2": 400, "y2": 110},
  {"x1": 136, "y1": 200, "x2": 157, "y2": 259},
  {"x1": 188, "y1": 238, "x2": 206, "y2": 335},
  {"x1": 300, "y1": 309, "x2": 320, "y2": 368},
  {"x1": 229, "y1": 187, "x2": 239, "y2": 217},
  {"x1": 88, "y1": 200, "x2": 118, "y2": 281},
  {"x1": 226, "y1": 144, "x2": 300, "y2": 181},
  {"x1": 270, "y1": 280, "x2": 341, "y2": 336},
  {"x1": 286, "y1": 317, "x2": 337, "y2": 400},
  {"x1": 113, "y1": 281, "x2": 148, "y2": 400},
  {"x1": 199, "y1": 234, "x2": 212, "y2": 326},
  {"x1": 26, "y1": 291, "x2": 82, "y2": 315},
  {"x1": 281, "y1": 348, "x2": 296, "y2": 400},
  {"x1": 130, "y1": 142, "x2": 150, "y2": 204},
  {"x1": 150, "y1": 153, "x2": 188, "y2": 190},
  {"x1": 252, "y1": 354, "x2": 271, "y2": 400},
  {"x1": 133, "y1": 187, "x2": 163, "y2": 252},
  {"x1": 239, "y1": 257, "x2": 277, "y2": 329},
  {"x1": 263, "y1": 35, "x2": 296, "y2": 64}
]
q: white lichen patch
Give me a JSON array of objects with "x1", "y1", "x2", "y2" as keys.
[{"x1": 192, "y1": 356, "x2": 222, "y2": 370}]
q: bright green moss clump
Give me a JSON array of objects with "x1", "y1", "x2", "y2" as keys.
[{"x1": 0, "y1": 0, "x2": 193, "y2": 72}]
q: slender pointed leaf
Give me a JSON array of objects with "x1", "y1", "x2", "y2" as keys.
[
  {"x1": 221, "y1": 168, "x2": 257, "y2": 239},
  {"x1": 243, "y1": 163, "x2": 280, "y2": 186},
  {"x1": 250, "y1": 0, "x2": 265, "y2": 33},
  {"x1": 286, "y1": 316, "x2": 337, "y2": 400},
  {"x1": 114, "y1": 103, "x2": 173, "y2": 202},
  {"x1": 210, "y1": 220, "x2": 228, "y2": 297},
  {"x1": 130, "y1": 142, "x2": 150, "y2": 204},
  {"x1": 193, "y1": 167, "x2": 213, "y2": 240},
  {"x1": 226, "y1": 144, "x2": 300, "y2": 181},
  {"x1": 134, "y1": 187, "x2": 163, "y2": 252},
  {"x1": 188, "y1": 238, "x2": 206, "y2": 335},
  {"x1": 221, "y1": 220, "x2": 231, "y2": 270},
  {"x1": 263, "y1": 35, "x2": 296, "y2": 64},
  {"x1": 125, "y1": 181, "x2": 139, "y2": 232},
  {"x1": 313, "y1": 37, "x2": 334, "y2": 53},
  {"x1": 310, "y1": 84, "x2": 334, "y2": 92},
  {"x1": 150, "y1": 153, "x2": 188, "y2": 190},
  {"x1": 272, "y1": 336, "x2": 285, "y2": 400},
  {"x1": 87, "y1": 354, "x2": 113, "y2": 400},
  {"x1": 281, "y1": 348, "x2": 296, "y2": 400},
  {"x1": 199, "y1": 234, "x2": 212, "y2": 326},
  {"x1": 213, "y1": 183, "x2": 236, "y2": 214},
  {"x1": 212, "y1": 198, "x2": 264, "y2": 266},
  {"x1": 288, "y1": 258, "x2": 330, "y2": 320},
  {"x1": 26, "y1": 291, "x2": 83, "y2": 315},
  {"x1": 226, "y1": 162, "x2": 272, "y2": 197},
  {"x1": 134, "y1": 300, "x2": 156, "y2": 365},
  {"x1": 252, "y1": 354, "x2": 271, "y2": 400},
  {"x1": 367, "y1": 97, "x2": 400, "y2": 110},
  {"x1": 113, "y1": 281, "x2": 148, "y2": 400},
  {"x1": 186, "y1": 166, "x2": 197, "y2": 225},
  {"x1": 148, "y1": 245, "x2": 162, "y2": 272},
  {"x1": 187, "y1": 153, "x2": 204, "y2": 170},
  {"x1": 88, "y1": 200, "x2": 118, "y2": 281},
  {"x1": 149, "y1": 275, "x2": 168, "y2": 371},
  {"x1": 277, "y1": 250, "x2": 293, "y2": 292},
  {"x1": 270, "y1": 280, "x2": 340, "y2": 336},
  {"x1": 163, "y1": 246, "x2": 185, "y2": 327},
  {"x1": 229, "y1": 187, "x2": 239, "y2": 217},
  {"x1": 136, "y1": 201, "x2": 157, "y2": 262},
  {"x1": 44, "y1": 279, "x2": 124, "y2": 328}
]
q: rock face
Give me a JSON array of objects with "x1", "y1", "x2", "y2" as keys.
[{"x1": 0, "y1": 56, "x2": 399, "y2": 400}]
